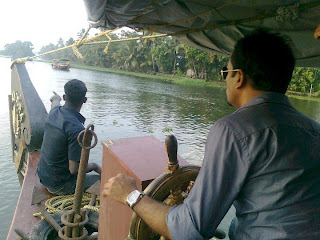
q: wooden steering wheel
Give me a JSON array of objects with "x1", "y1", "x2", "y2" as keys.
[
  {"x1": 128, "y1": 135, "x2": 201, "y2": 239},
  {"x1": 128, "y1": 135, "x2": 228, "y2": 240}
]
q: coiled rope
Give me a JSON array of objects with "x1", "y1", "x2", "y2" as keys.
[{"x1": 33, "y1": 193, "x2": 100, "y2": 218}]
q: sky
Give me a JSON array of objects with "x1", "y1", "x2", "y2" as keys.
[{"x1": 0, "y1": 0, "x2": 98, "y2": 52}]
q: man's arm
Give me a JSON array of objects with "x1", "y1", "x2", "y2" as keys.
[
  {"x1": 69, "y1": 161, "x2": 101, "y2": 175},
  {"x1": 69, "y1": 160, "x2": 79, "y2": 174},
  {"x1": 87, "y1": 162, "x2": 101, "y2": 174},
  {"x1": 50, "y1": 91, "x2": 61, "y2": 109},
  {"x1": 68, "y1": 127, "x2": 102, "y2": 175},
  {"x1": 133, "y1": 196, "x2": 171, "y2": 238},
  {"x1": 102, "y1": 173, "x2": 173, "y2": 239}
]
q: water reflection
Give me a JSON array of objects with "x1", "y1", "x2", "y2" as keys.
[{"x1": 289, "y1": 97, "x2": 320, "y2": 122}]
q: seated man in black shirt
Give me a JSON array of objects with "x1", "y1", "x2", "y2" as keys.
[{"x1": 38, "y1": 79, "x2": 101, "y2": 195}]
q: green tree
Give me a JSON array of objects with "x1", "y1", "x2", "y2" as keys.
[
  {"x1": 289, "y1": 67, "x2": 314, "y2": 93},
  {"x1": 111, "y1": 31, "x2": 138, "y2": 69},
  {"x1": 153, "y1": 37, "x2": 174, "y2": 73},
  {"x1": 66, "y1": 37, "x2": 75, "y2": 46},
  {"x1": 57, "y1": 38, "x2": 65, "y2": 48},
  {"x1": 168, "y1": 37, "x2": 185, "y2": 74},
  {"x1": 3, "y1": 40, "x2": 34, "y2": 58},
  {"x1": 39, "y1": 43, "x2": 59, "y2": 60},
  {"x1": 119, "y1": 32, "x2": 146, "y2": 71},
  {"x1": 208, "y1": 54, "x2": 229, "y2": 81},
  {"x1": 184, "y1": 45, "x2": 215, "y2": 80}
]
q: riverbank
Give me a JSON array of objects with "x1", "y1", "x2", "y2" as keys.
[
  {"x1": 70, "y1": 63, "x2": 226, "y2": 88},
  {"x1": 69, "y1": 62, "x2": 320, "y2": 103}
]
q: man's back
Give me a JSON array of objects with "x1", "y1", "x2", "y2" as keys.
[
  {"x1": 167, "y1": 92, "x2": 320, "y2": 239},
  {"x1": 226, "y1": 93, "x2": 320, "y2": 239},
  {"x1": 38, "y1": 105, "x2": 85, "y2": 188}
]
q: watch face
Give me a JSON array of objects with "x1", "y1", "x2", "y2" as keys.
[
  {"x1": 128, "y1": 190, "x2": 140, "y2": 202},
  {"x1": 126, "y1": 190, "x2": 145, "y2": 208}
]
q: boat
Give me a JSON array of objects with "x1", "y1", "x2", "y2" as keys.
[
  {"x1": 6, "y1": 0, "x2": 320, "y2": 239},
  {"x1": 51, "y1": 59, "x2": 70, "y2": 71}
]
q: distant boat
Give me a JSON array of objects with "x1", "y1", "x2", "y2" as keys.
[{"x1": 51, "y1": 59, "x2": 70, "y2": 71}]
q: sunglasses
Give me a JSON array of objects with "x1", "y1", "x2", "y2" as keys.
[{"x1": 220, "y1": 66, "x2": 240, "y2": 80}]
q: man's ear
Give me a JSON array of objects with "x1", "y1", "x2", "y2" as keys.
[
  {"x1": 84, "y1": 97, "x2": 87, "y2": 103},
  {"x1": 63, "y1": 94, "x2": 66, "y2": 101},
  {"x1": 235, "y1": 69, "x2": 246, "y2": 89}
]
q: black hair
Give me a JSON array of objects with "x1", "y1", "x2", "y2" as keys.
[
  {"x1": 64, "y1": 79, "x2": 87, "y2": 106},
  {"x1": 231, "y1": 29, "x2": 295, "y2": 93}
]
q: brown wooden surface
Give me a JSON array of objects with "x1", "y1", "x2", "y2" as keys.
[
  {"x1": 99, "y1": 136, "x2": 188, "y2": 240},
  {"x1": 6, "y1": 152, "x2": 52, "y2": 240}
]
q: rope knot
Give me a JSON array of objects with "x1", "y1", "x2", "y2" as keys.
[
  {"x1": 103, "y1": 33, "x2": 112, "y2": 53},
  {"x1": 72, "y1": 42, "x2": 84, "y2": 59},
  {"x1": 10, "y1": 57, "x2": 31, "y2": 68}
]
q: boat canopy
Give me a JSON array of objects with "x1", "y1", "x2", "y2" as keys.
[{"x1": 82, "y1": 0, "x2": 320, "y2": 67}]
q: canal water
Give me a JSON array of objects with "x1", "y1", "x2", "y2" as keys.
[{"x1": 0, "y1": 57, "x2": 320, "y2": 238}]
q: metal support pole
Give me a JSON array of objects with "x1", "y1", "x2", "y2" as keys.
[{"x1": 73, "y1": 124, "x2": 97, "y2": 215}]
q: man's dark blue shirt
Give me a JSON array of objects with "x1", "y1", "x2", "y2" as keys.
[{"x1": 38, "y1": 105, "x2": 85, "y2": 189}]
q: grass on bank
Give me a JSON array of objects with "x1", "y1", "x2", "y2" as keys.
[{"x1": 287, "y1": 93, "x2": 320, "y2": 102}]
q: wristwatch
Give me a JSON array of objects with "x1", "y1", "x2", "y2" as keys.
[{"x1": 126, "y1": 190, "x2": 145, "y2": 209}]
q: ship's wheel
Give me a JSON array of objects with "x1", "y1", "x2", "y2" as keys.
[
  {"x1": 128, "y1": 135, "x2": 227, "y2": 240},
  {"x1": 128, "y1": 135, "x2": 202, "y2": 240}
]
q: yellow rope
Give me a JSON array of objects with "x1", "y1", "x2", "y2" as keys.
[
  {"x1": 83, "y1": 205, "x2": 99, "y2": 212},
  {"x1": 33, "y1": 193, "x2": 100, "y2": 218},
  {"x1": 10, "y1": 57, "x2": 30, "y2": 68},
  {"x1": 103, "y1": 33, "x2": 112, "y2": 54},
  {"x1": 72, "y1": 26, "x2": 92, "y2": 58},
  {"x1": 84, "y1": 33, "x2": 168, "y2": 45},
  {"x1": 72, "y1": 44, "x2": 84, "y2": 59}
]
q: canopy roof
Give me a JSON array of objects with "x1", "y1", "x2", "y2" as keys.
[{"x1": 83, "y1": 0, "x2": 320, "y2": 67}]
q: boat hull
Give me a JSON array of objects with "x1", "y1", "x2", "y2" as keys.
[
  {"x1": 52, "y1": 65, "x2": 70, "y2": 71},
  {"x1": 6, "y1": 152, "x2": 53, "y2": 240}
]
